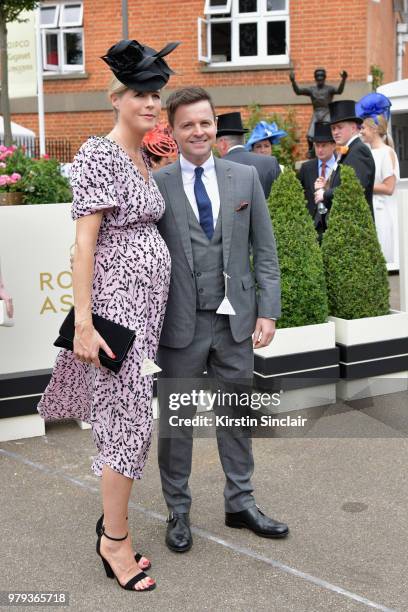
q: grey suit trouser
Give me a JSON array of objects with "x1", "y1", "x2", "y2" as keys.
[{"x1": 157, "y1": 310, "x2": 256, "y2": 514}]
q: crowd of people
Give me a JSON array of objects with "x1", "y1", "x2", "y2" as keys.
[
  {"x1": 139, "y1": 90, "x2": 399, "y2": 260},
  {"x1": 0, "y1": 35, "x2": 398, "y2": 594}
]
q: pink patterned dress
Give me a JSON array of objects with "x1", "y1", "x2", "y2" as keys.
[{"x1": 37, "y1": 136, "x2": 171, "y2": 480}]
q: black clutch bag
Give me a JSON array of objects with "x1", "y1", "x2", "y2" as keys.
[{"x1": 54, "y1": 307, "x2": 136, "y2": 374}]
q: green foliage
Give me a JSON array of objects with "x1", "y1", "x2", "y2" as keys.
[
  {"x1": 370, "y1": 64, "x2": 384, "y2": 92},
  {"x1": 321, "y1": 165, "x2": 389, "y2": 319},
  {"x1": 245, "y1": 104, "x2": 299, "y2": 168},
  {"x1": 20, "y1": 158, "x2": 72, "y2": 204},
  {"x1": 268, "y1": 169, "x2": 328, "y2": 328},
  {"x1": 4, "y1": 147, "x2": 72, "y2": 204},
  {"x1": 0, "y1": 1, "x2": 39, "y2": 24}
]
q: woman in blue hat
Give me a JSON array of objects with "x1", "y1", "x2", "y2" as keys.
[
  {"x1": 358, "y1": 93, "x2": 400, "y2": 265},
  {"x1": 245, "y1": 121, "x2": 287, "y2": 156}
]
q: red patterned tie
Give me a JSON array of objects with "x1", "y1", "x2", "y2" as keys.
[{"x1": 320, "y1": 161, "x2": 326, "y2": 179}]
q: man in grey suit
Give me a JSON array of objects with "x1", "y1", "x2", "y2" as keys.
[
  {"x1": 215, "y1": 112, "x2": 281, "y2": 198},
  {"x1": 154, "y1": 87, "x2": 289, "y2": 553}
]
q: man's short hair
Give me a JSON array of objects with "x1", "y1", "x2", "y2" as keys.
[
  {"x1": 166, "y1": 87, "x2": 216, "y2": 127},
  {"x1": 218, "y1": 133, "x2": 245, "y2": 147}
]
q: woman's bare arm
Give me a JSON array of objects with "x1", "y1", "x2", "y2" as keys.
[{"x1": 72, "y1": 213, "x2": 115, "y2": 367}]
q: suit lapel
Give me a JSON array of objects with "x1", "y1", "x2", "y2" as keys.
[
  {"x1": 163, "y1": 161, "x2": 194, "y2": 272},
  {"x1": 215, "y1": 157, "x2": 234, "y2": 270}
]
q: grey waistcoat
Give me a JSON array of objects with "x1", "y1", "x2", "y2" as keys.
[{"x1": 185, "y1": 201, "x2": 224, "y2": 310}]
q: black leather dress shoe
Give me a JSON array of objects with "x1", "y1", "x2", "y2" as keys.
[
  {"x1": 165, "y1": 512, "x2": 192, "y2": 553},
  {"x1": 225, "y1": 505, "x2": 289, "y2": 538}
]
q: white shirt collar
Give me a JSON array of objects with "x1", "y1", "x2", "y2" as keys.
[
  {"x1": 180, "y1": 153, "x2": 215, "y2": 177},
  {"x1": 346, "y1": 134, "x2": 360, "y2": 147}
]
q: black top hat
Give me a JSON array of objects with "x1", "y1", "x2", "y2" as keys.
[
  {"x1": 313, "y1": 122, "x2": 335, "y2": 143},
  {"x1": 101, "y1": 39, "x2": 180, "y2": 91},
  {"x1": 329, "y1": 100, "x2": 363, "y2": 125},
  {"x1": 216, "y1": 112, "x2": 249, "y2": 136}
]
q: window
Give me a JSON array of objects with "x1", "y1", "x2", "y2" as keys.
[
  {"x1": 198, "y1": 0, "x2": 289, "y2": 66},
  {"x1": 40, "y1": 2, "x2": 84, "y2": 74}
]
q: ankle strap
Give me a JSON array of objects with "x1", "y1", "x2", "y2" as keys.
[{"x1": 101, "y1": 525, "x2": 128, "y2": 541}]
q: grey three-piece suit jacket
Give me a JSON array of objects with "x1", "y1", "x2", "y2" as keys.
[{"x1": 154, "y1": 156, "x2": 281, "y2": 348}]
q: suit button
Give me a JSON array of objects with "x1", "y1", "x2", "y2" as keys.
[
  {"x1": 198, "y1": 288, "x2": 204, "y2": 293},
  {"x1": 196, "y1": 272, "x2": 202, "y2": 277}
]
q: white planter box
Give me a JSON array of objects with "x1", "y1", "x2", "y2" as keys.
[
  {"x1": 254, "y1": 321, "x2": 338, "y2": 412},
  {"x1": 329, "y1": 309, "x2": 408, "y2": 345},
  {"x1": 329, "y1": 310, "x2": 408, "y2": 400}
]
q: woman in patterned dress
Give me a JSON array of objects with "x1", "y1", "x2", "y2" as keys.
[{"x1": 37, "y1": 39, "x2": 179, "y2": 592}]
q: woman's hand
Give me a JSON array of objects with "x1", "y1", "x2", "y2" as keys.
[{"x1": 74, "y1": 320, "x2": 116, "y2": 368}]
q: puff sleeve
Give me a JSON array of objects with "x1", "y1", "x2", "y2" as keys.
[{"x1": 70, "y1": 138, "x2": 118, "y2": 220}]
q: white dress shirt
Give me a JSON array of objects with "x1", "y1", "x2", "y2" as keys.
[
  {"x1": 318, "y1": 154, "x2": 336, "y2": 180},
  {"x1": 180, "y1": 153, "x2": 221, "y2": 228}
]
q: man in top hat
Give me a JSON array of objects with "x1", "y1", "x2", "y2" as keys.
[
  {"x1": 298, "y1": 122, "x2": 336, "y2": 241},
  {"x1": 215, "y1": 112, "x2": 281, "y2": 198},
  {"x1": 315, "y1": 100, "x2": 375, "y2": 219}
]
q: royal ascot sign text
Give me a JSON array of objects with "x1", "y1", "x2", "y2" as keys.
[
  {"x1": 40, "y1": 270, "x2": 73, "y2": 315},
  {"x1": 0, "y1": 204, "x2": 74, "y2": 375}
]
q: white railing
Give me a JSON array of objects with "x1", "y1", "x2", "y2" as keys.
[{"x1": 397, "y1": 179, "x2": 408, "y2": 311}]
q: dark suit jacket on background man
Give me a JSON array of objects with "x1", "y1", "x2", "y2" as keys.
[
  {"x1": 322, "y1": 137, "x2": 375, "y2": 217},
  {"x1": 224, "y1": 146, "x2": 281, "y2": 199}
]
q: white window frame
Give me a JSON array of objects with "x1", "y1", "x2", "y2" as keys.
[
  {"x1": 199, "y1": 0, "x2": 289, "y2": 67},
  {"x1": 40, "y1": 1, "x2": 84, "y2": 74},
  {"x1": 40, "y1": 4, "x2": 60, "y2": 28},
  {"x1": 60, "y1": 2, "x2": 84, "y2": 27},
  {"x1": 42, "y1": 29, "x2": 61, "y2": 71},
  {"x1": 61, "y1": 28, "x2": 84, "y2": 71},
  {"x1": 204, "y1": 0, "x2": 232, "y2": 15}
]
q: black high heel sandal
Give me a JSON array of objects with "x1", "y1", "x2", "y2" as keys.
[
  {"x1": 96, "y1": 514, "x2": 152, "y2": 570},
  {"x1": 96, "y1": 527, "x2": 156, "y2": 592}
]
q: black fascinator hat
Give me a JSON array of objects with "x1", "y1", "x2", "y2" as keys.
[{"x1": 101, "y1": 39, "x2": 180, "y2": 91}]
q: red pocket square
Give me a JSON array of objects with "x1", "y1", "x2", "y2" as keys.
[{"x1": 235, "y1": 200, "x2": 249, "y2": 212}]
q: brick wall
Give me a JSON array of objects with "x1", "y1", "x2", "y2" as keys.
[
  {"x1": 11, "y1": 0, "x2": 403, "y2": 161},
  {"x1": 367, "y1": 0, "x2": 398, "y2": 83}
]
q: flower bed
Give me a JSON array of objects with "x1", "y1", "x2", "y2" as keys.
[{"x1": 0, "y1": 145, "x2": 72, "y2": 205}]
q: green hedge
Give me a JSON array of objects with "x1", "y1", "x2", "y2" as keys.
[
  {"x1": 268, "y1": 169, "x2": 328, "y2": 328},
  {"x1": 321, "y1": 165, "x2": 389, "y2": 319}
]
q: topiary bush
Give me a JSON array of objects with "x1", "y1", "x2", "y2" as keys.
[
  {"x1": 268, "y1": 169, "x2": 328, "y2": 328},
  {"x1": 321, "y1": 165, "x2": 389, "y2": 319}
]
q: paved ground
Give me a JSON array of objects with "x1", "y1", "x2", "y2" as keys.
[{"x1": 0, "y1": 274, "x2": 406, "y2": 612}]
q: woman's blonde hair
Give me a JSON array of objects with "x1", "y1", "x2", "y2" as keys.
[
  {"x1": 107, "y1": 76, "x2": 128, "y2": 119},
  {"x1": 364, "y1": 115, "x2": 395, "y2": 149}
]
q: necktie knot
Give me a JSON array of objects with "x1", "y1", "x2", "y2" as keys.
[{"x1": 195, "y1": 166, "x2": 204, "y2": 179}]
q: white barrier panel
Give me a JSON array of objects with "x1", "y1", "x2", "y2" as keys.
[
  {"x1": 0, "y1": 204, "x2": 74, "y2": 374},
  {"x1": 398, "y1": 180, "x2": 408, "y2": 311}
]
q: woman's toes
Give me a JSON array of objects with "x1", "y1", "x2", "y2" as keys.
[
  {"x1": 139, "y1": 557, "x2": 150, "y2": 569},
  {"x1": 135, "y1": 577, "x2": 154, "y2": 591}
]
